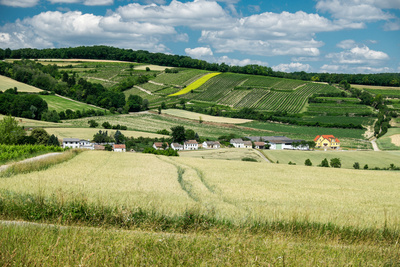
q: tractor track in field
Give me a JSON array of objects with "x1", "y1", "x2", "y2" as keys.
[{"x1": 0, "y1": 153, "x2": 63, "y2": 173}]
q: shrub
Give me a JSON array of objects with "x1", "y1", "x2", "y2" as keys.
[
  {"x1": 305, "y1": 159, "x2": 312, "y2": 166},
  {"x1": 102, "y1": 121, "x2": 112, "y2": 129},
  {"x1": 242, "y1": 157, "x2": 258, "y2": 162},
  {"x1": 319, "y1": 158, "x2": 329, "y2": 167},
  {"x1": 353, "y1": 162, "x2": 360, "y2": 169},
  {"x1": 330, "y1": 158, "x2": 341, "y2": 168},
  {"x1": 88, "y1": 119, "x2": 98, "y2": 128},
  {"x1": 288, "y1": 161, "x2": 296, "y2": 165},
  {"x1": 363, "y1": 164, "x2": 369, "y2": 170},
  {"x1": 157, "y1": 129, "x2": 170, "y2": 135}
]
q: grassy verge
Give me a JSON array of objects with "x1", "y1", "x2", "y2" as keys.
[
  {"x1": 0, "y1": 190, "x2": 398, "y2": 244},
  {"x1": 1, "y1": 221, "x2": 399, "y2": 266},
  {"x1": 0, "y1": 149, "x2": 81, "y2": 177}
]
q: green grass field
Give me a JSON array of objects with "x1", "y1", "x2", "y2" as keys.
[
  {"x1": 262, "y1": 149, "x2": 400, "y2": 168},
  {"x1": 0, "y1": 114, "x2": 67, "y2": 128},
  {"x1": 39, "y1": 95, "x2": 106, "y2": 113},
  {"x1": 0, "y1": 75, "x2": 43, "y2": 93},
  {"x1": 377, "y1": 127, "x2": 400, "y2": 150},
  {"x1": 45, "y1": 127, "x2": 167, "y2": 140},
  {"x1": 162, "y1": 109, "x2": 252, "y2": 124}
]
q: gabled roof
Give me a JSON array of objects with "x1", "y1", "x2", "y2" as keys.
[
  {"x1": 254, "y1": 142, "x2": 265, "y2": 146},
  {"x1": 113, "y1": 144, "x2": 126, "y2": 149},
  {"x1": 185, "y1": 140, "x2": 198, "y2": 144},
  {"x1": 243, "y1": 141, "x2": 252, "y2": 146},
  {"x1": 171, "y1": 142, "x2": 183, "y2": 147},
  {"x1": 63, "y1": 138, "x2": 80, "y2": 142},
  {"x1": 204, "y1": 141, "x2": 220, "y2": 145},
  {"x1": 153, "y1": 142, "x2": 165, "y2": 148},
  {"x1": 314, "y1": 135, "x2": 339, "y2": 142},
  {"x1": 230, "y1": 138, "x2": 244, "y2": 143}
]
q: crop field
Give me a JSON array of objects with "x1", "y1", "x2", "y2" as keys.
[
  {"x1": 180, "y1": 148, "x2": 264, "y2": 161},
  {"x1": 134, "y1": 64, "x2": 169, "y2": 71},
  {"x1": 377, "y1": 127, "x2": 400, "y2": 150},
  {"x1": 0, "y1": 75, "x2": 43, "y2": 93},
  {"x1": 262, "y1": 150, "x2": 400, "y2": 169},
  {"x1": 169, "y1": 72, "x2": 221, "y2": 96},
  {"x1": 242, "y1": 120, "x2": 366, "y2": 140},
  {"x1": 0, "y1": 144, "x2": 63, "y2": 164},
  {"x1": 39, "y1": 95, "x2": 106, "y2": 113},
  {"x1": 233, "y1": 89, "x2": 268, "y2": 109},
  {"x1": 152, "y1": 69, "x2": 209, "y2": 86},
  {"x1": 218, "y1": 89, "x2": 250, "y2": 107},
  {"x1": 161, "y1": 109, "x2": 252, "y2": 124},
  {"x1": 192, "y1": 73, "x2": 247, "y2": 101},
  {"x1": 45, "y1": 127, "x2": 167, "y2": 140},
  {"x1": 1, "y1": 151, "x2": 398, "y2": 230},
  {"x1": 306, "y1": 102, "x2": 374, "y2": 116},
  {"x1": 0, "y1": 114, "x2": 67, "y2": 128},
  {"x1": 364, "y1": 88, "x2": 400, "y2": 97},
  {"x1": 66, "y1": 113, "x2": 267, "y2": 139},
  {"x1": 277, "y1": 115, "x2": 375, "y2": 126}
]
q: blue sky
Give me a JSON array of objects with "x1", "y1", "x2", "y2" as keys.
[{"x1": 0, "y1": 0, "x2": 399, "y2": 74}]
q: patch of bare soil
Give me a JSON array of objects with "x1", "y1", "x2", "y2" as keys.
[{"x1": 390, "y1": 134, "x2": 400, "y2": 146}]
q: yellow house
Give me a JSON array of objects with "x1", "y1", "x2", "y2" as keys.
[{"x1": 314, "y1": 135, "x2": 340, "y2": 149}]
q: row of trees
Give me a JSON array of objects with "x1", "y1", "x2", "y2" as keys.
[
  {"x1": 1, "y1": 46, "x2": 398, "y2": 86},
  {"x1": 0, "y1": 116, "x2": 59, "y2": 146}
]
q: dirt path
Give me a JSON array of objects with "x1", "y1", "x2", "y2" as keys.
[
  {"x1": 370, "y1": 138, "x2": 380, "y2": 151},
  {"x1": 0, "y1": 152, "x2": 62, "y2": 172},
  {"x1": 148, "y1": 80, "x2": 165, "y2": 86},
  {"x1": 254, "y1": 150, "x2": 270, "y2": 163},
  {"x1": 134, "y1": 85, "x2": 153, "y2": 95}
]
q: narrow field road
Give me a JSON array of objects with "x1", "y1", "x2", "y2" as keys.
[
  {"x1": 0, "y1": 152, "x2": 62, "y2": 172},
  {"x1": 370, "y1": 138, "x2": 380, "y2": 151},
  {"x1": 134, "y1": 85, "x2": 153, "y2": 95},
  {"x1": 255, "y1": 150, "x2": 270, "y2": 163}
]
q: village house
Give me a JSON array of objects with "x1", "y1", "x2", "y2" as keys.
[
  {"x1": 202, "y1": 141, "x2": 221, "y2": 149},
  {"x1": 230, "y1": 138, "x2": 244, "y2": 148},
  {"x1": 247, "y1": 136, "x2": 309, "y2": 150},
  {"x1": 63, "y1": 138, "x2": 94, "y2": 149},
  {"x1": 314, "y1": 135, "x2": 340, "y2": 149},
  {"x1": 94, "y1": 144, "x2": 105, "y2": 150},
  {"x1": 113, "y1": 144, "x2": 126, "y2": 152},
  {"x1": 243, "y1": 141, "x2": 252, "y2": 148},
  {"x1": 254, "y1": 142, "x2": 265, "y2": 149},
  {"x1": 184, "y1": 140, "x2": 198, "y2": 150},
  {"x1": 171, "y1": 143, "x2": 184, "y2": 151},
  {"x1": 153, "y1": 142, "x2": 169, "y2": 150}
]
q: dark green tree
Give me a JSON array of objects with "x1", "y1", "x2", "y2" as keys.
[
  {"x1": 47, "y1": 134, "x2": 60, "y2": 146},
  {"x1": 353, "y1": 162, "x2": 360, "y2": 169},
  {"x1": 171, "y1": 126, "x2": 185, "y2": 143},
  {"x1": 305, "y1": 159, "x2": 312, "y2": 166},
  {"x1": 185, "y1": 129, "x2": 196, "y2": 140},
  {"x1": 114, "y1": 130, "x2": 125, "y2": 144},
  {"x1": 102, "y1": 121, "x2": 112, "y2": 129},
  {"x1": 319, "y1": 158, "x2": 329, "y2": 167},
  {"x1": 31, "y1": 128, "x2": 50, "y2": 145},
  {"x1": 0, "y1": 116, "x2": 25, "y2": 144},
  {"x1": 330, "y1": 158, "x2": 341, "y2": 168}
]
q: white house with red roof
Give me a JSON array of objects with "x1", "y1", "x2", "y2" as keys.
[{"x1": 113, "y1": 144, "x2": 126, "y2": 152}]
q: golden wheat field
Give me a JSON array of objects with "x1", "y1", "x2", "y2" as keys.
[
  {"x1": 0, "y1": 75, "x2": 43, "y2": 93},
  {"x1": 162, "y1": 109, "x2": 252, "y2": 124},
  {"x1": 0, "y1": 151, "x2": 398, "y2": 230}
]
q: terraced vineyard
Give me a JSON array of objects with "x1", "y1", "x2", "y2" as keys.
[
  {"x1": 253, "y1": 83, "x2": 333, "y2": 113},
  {"x1": 234, "y1": 89, "x2": 268, "y2": 108},
  {"x1": 218, "y1": 90, "x2": 250, "y2": 107},
  {"x1": 241, "y1": 75, "x2": 307, "y2": 90},
  {"x1": 152, "y1": 69, "x2": 209, "y2": 86},
  {"x1": 306, "y1": 103, "x2": 374, "y2": 116}
]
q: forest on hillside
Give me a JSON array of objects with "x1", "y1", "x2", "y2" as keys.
[{"x1": 0, "y1": 46, "x2": 399, "y2": 87}]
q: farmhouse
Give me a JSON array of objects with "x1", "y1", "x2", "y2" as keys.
[
  {"x1": 113, "y1": 144, "x2": 126, "y2": 152},
  {"x1": 94, "y1": 145, "x2": 105, "y2": 150},
  {"x1": 153, "y1": 142, "x2": 169, "y2": 150},
  {"x1": 202, "y1": 141, "x2": 221, "y2": 149},
  {"x1": 254, "y1": 142, "x2": 265, "y2": 149},
  {"x1": 171, "y1": 143, "x2": 184, "y2": 150},
  {"x1": 243, "y1": 141, "x2": 252, "y2": 148},
  {"x1": 63, "y1": 138, "x2": 94, "y2": 149},
  {"x1": 184, "y1": 140, "x2": 198, "y2": 150},
  {"x1": 246, "y1": 136, "x2": 309, "y2": 150},
  {"x1": 314, "y1": 135, "x2": 340, "y2": 149},
  {"x1": 230, "y1": 138, "x2": 244, "y2": 148}
]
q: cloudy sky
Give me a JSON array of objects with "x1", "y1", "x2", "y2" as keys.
[{"x1": 0, "y1": 0, "x2": 399, "y2": 74}]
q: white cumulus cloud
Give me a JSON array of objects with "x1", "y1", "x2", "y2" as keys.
[
  {"x1": 272, "y1": 62, "x2": 311, "y2": 72},
  {"x1": 0, "y1": 0, "x2": 39, "y2": 7},
  {"x1": 327, "y1": 44, "x2": 389, "y2": 64},
  {"x1": 185, "y1": 47, "x2": 213, "y2": 58}
]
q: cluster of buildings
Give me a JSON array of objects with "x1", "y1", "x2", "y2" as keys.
[
  {"x1": 153, "y1": 140, "x2": 221, "y2": 151},
  {"x1": 62, "y1": 138, "x2": 126, "y2": 152},
  {"x1": 62, "y1": 135, "x2": 340, "y2": 153}
]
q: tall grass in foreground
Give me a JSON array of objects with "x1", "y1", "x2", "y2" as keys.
[
  {"x1": 1, "y1": 222, "x2": 399, "y2": 266},
  {"x1": 0, "y1": 190, "x2": 399, "y2": 245},
  {"x1": 0, "y1": 149, "x2": 81, "y2": 177}
]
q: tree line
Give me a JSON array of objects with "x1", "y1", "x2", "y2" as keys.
[{"x1": 0, "y1": 46, "x2": 398, "y2": 87}]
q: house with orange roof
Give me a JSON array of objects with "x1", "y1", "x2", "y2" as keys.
[
  {"x1": 314, "y1": 135, "x2": 340, "y2": 149},
  {"x1": 113, "y1": 144, "x2": 126, "y2": 152}
]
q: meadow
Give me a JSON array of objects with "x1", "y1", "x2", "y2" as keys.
[
  {"x1": 0, "y1": 114, "x2": 67, "y2": 128},
  {"x1": 261, "y1": 149, "x2": 400, "y2": 169},
  {"x1": 179, "y1": 148, "x2": 265, "y2": 161},
  {"x1": 377, "y1": 127, "x2": 400, "y2": 150},
  {"x1": 45, "y1": 127, "x2": 167, "y2": 140},
  {"x1": 38, "y1": 95, "x2": 106, "y2": 113},
  {"x1": 161, "y1": 109, "x2": 252, "y2": 124},
  {"x1": 0, "y1": 75, "x2": 43, "y2": 93}
]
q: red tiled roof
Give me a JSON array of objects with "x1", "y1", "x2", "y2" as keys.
[
  {"x1": 113, "y1": 144, "x2": 126, "y2": 149},
  {"x1": 314, "y1": 135, "x2": 340, "y2": 143},
  {"x1": 185, "y1": 140, "x2": 198, "y2": 144}
]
